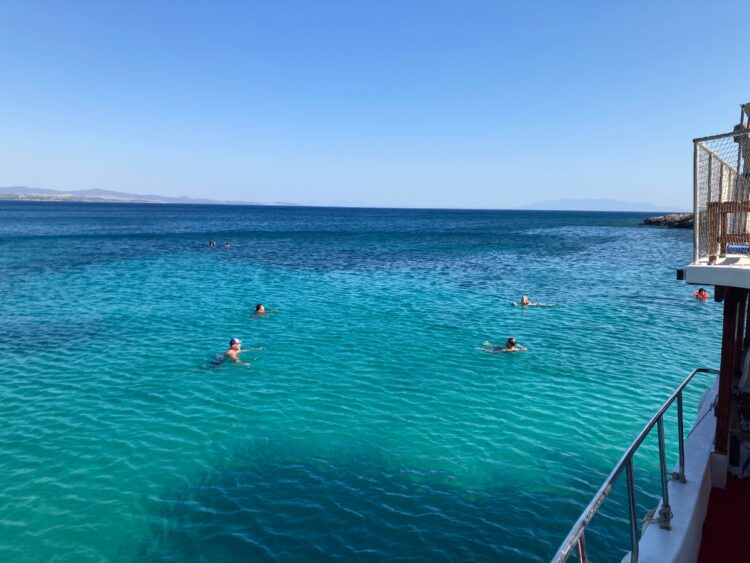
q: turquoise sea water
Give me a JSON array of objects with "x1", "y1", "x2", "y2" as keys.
[{"x1": 0, "y1": 202, "x2": 722, "y2": 561}]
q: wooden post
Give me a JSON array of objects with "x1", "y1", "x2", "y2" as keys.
[
  {"x1": 708, "y1": 202, "x2": 718, "y2": 263},
  {"x1": 715, "y1": 287, "x2": 742, "y2": 455},
  {"x1": 734, "y1": 289, "x2": 747, "y2": 366},
  {"x1": 735, "y1": 290, "x2": 747, "y2": 374}
]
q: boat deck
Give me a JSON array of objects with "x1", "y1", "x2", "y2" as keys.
[{"x1": 698, "y1": 475, "x2": 750, "y2": 562}]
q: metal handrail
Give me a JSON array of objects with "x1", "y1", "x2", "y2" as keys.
[
  {"x1": 693, "y1": 129, "x2": 749, "y2": 144},
  {"x1": 552, "y1": 367, "x2": 719, "y2": 563}
]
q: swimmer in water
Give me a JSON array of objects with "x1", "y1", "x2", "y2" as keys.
[
  {"x1": 512, "y1": 295, "x2": 553, "y2": 307},
  {"x1": 481, "y1": 338, "x2": 527, "y2": 353},
  {"x1": 224, "y1": 242, "x2": 232, "y2": 248},
  {"x1": 695, "y1": 287, "x2": 710, "y2": 300},
  {"x1": 225, "y1": 337, "x2": 246, "y2": 364},
  {"x1": 254, "y1": 303, "x2": 266, "y2": 316},
  {"x1": 208, "y1": 240, "x2": 217, "y2": 248}
]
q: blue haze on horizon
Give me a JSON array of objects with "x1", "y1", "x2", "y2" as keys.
[{"x1": 0, "y1": 0, "x2": 747, "y2": 209}]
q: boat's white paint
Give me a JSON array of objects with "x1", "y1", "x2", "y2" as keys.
[
  {"x1": 631, "y1": 378, "x2": 718, "y2": 563},
  {"x1": 686, "y1": 257, "x2": 750, "y2": 288}
]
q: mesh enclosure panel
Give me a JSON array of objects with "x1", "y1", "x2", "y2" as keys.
[{"x1": 694, "y1": 129, "x2": 750, "y2": 263}]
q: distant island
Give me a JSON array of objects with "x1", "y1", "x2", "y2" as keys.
[
  {"x1": 0, "y1": 186, "x2": 295, "y2": 206},
  {"x1": 519, "y1": 198, "x2": 683, "y2": 212}
]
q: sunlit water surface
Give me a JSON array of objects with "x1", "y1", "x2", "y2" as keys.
[{"x1": 0, "y1": 202, "x2": 720, "y2": 561}]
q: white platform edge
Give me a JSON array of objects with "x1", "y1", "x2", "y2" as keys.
[{"x1": 685, "y1": 260, "x2": 750, "y2": 289}]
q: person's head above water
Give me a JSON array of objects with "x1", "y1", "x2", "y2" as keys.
[
  {"x1": 520, "y1": 296, "x2": 529, "y2": 305},
  {"x1": 225, "y1": 337, "x2": 245, "y2": 363},
  {"x1": 255, "y1": 304, "x2": 265, "y2": 312},
  {"x1": 506, "y1": 338, "x2": 517, "y2": 348}
]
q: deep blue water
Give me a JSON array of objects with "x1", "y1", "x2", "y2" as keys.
[{"x1": 0, "y1": 202, "x2": 721, "y2": 561}]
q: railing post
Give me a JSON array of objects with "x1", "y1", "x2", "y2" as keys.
[
  {"x1": 707, "y1": 152, "x2": 713, "y2": 259},
  {"x1": 551, "y1": 368, "x2": 718, "y2": 563},
  {"x1": 672, "y1": 391, "x2": 687, "y2": 483},
  {"x1": 657, "y1": 417, "x2": 673, "y2": 529},
  {"x1": 576, "y1": 532, "x2": 588, "y2": 563},
  {"x1": 693, "y1": 142, "x2": 711, "y2": 264},
  {"x1": 707, "y1": 152, "x2": 713, "y2": 204},
  {"x1": 626, "y1": 459, "x2": 639, "y2": 562}
]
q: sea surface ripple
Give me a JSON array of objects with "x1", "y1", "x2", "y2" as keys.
[{"x1": 0, "y1": 202, "x2": 721, "y2": 561}]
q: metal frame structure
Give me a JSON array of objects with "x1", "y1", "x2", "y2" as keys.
[
  {"x1": 551, "y1": 367, "x2": 719, "y2": 563},
  {"x1": 693, "y1": 129, "x2": 750, "y2": 263}
]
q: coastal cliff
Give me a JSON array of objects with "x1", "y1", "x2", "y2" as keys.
[{"x1": 641, "y1": 213, "x2": 693, "y2": 229}]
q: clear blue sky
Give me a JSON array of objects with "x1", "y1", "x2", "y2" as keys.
[{"x1": 1, "y1": 0, "x2": 747, "y2": 209}]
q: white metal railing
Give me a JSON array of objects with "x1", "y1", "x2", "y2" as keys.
[{"x1": 552, "y1": 367, "x2": 719, "y2": 563}]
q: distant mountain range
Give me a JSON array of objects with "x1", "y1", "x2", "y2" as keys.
[
  {"x1": 518, "y1": 198, "x2": 684, "y2": 212},
  {"x1": 0, "y1": 187, "x2": 682, "y2": 212},
  {"x1": 0, "y1": 186, "x2": 295, "y2": 206}
]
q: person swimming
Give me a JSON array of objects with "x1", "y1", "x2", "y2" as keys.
[
  {"x1": 253, "y1": 303, "x2": 266, "y2": 316},
  {"x1": 225, "y1": 337, "x2": 246, "y2": 364},
  {"x1": 695, "y1": 287, "x2": 710, "y2": 300},
  {"x1": 512, "y1": 295, "x2": 552, "y2": 307},
  {"x1": 481, "y1": 338, "x2": 527, "y2": 353},
  {"x1": 224, "y1": 242, "x2": 232, "y2": 248},
  {"x1": 207, "y1": 337, "x2": 265, "y2": 367},
  {"x1": 208, "y1": 240, "x2": 217, "y2": 248}
]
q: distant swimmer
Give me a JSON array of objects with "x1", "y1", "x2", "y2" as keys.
[
  {"x1": 253, "y1": 303, "x2": 266, "y2": 316},
  {"x1": 695, "y1": 288, "x2": 710, "y2": 300},
  {"x1": 224, "y1": 242, "x2": 232, "y2": 248},
  {"x1": 225, "y1": 337, "x2": 246, "y2": 364},
  {"x1": 481, "y1": 338, "x2": 527, "y2": 353},
  {"x1": 208, "y1": 240, "x2": 217, "y2": 248},
  {"x1": 512, "y1": 295, "x2": 553, "y2": 307}
]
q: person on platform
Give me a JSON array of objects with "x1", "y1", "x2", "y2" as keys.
[{"x1": 734, "y1": 123, "x2": 750, "y2": 179}]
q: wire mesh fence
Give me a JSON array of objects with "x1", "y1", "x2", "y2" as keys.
[{"x1": 694, "y1": 127, "x2": 750, "y2": 263}]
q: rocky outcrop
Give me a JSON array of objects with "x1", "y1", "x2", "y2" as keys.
[{"x1": 641, "y1": 213, "x2": 693, "y2": 229}]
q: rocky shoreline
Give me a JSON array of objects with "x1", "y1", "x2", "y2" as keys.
[{"x1": 641, "y1": 213, "x2": 693, "y2": 229}]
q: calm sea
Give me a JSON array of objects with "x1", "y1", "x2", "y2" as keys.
[{"x1": 0, "y1": 202, "x2": 721, "y2": 561}]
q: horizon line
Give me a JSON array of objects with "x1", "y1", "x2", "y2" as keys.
[{"x1": 0, "y1": 198, "x2": 689, "y2": 214}]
